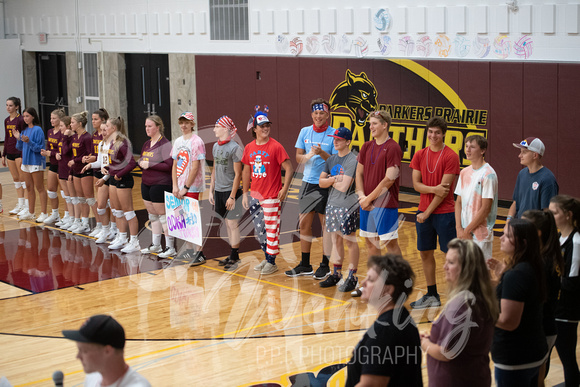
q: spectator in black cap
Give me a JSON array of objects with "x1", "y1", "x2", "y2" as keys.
[{"x1": 62, "y1": 314, "x2": 151, "y2": 386}]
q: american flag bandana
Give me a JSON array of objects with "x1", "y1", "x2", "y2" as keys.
[
  {"x1": 216, "y1": 115, "x2": 237, "y2": 138},
  {"x1": 312, "y1": 103, "x2": 329, "y2": 112}
]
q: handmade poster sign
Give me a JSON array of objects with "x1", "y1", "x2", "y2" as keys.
[{"x1": 164, "y1": 192, "x2": 202, "y2": 246}]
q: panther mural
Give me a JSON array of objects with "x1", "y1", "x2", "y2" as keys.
[{"x1": 329, "y1": 70, "x2": 379, "y2": 127}]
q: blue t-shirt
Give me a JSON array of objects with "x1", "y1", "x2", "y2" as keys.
[
  {"x1": 512, "y1": 166, "x2": 559, "y2": 218},
  {"x1": 295, "y1": 125, "x2": 337, "y2": 184}
]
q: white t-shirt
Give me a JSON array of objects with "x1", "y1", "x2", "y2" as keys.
[{"x1": 84, "y1": 367, "x2": 151, "y2": 387}]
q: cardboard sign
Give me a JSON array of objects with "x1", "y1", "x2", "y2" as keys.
[{"x1": 164, "y1": 192, "x2": 202, "y2": 246}]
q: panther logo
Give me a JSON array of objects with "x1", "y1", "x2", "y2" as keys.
[{"x1": 330, "y1": 70, "x2": 379, "y2": 126}]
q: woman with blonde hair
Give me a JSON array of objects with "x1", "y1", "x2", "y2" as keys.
[
  {"x1": 4, "y1": 97, "x2": 27, "y2": 215},
  {"x1": 54, "y1": 116, "x2": 76, "y2": 229},
  {"x1": 40, "y1": 108, "x2": 66, "y2": 224},
  {"x1": 421, "y1": 238, "x2": 498, "y2": 386},
  {"x1": 104, "y1": 117, "x2": 138, "y2": 253}
]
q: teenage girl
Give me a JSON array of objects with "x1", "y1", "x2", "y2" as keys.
[
  {"x1": 4, "y1": 97, "x2": 27, "y2": 215},
  {"x1": 549, "y1": 195, "x2": 580, "y2": 387},
  {"x1": 15, "y1": 107, "x2": 47, "y2": 221},
  {"x1": 67, "y1": 112, "x2": 95, "y2": 234},
  {"x1": 54, "y1": 116, "x2": 76, "y2": 229},
  {"x1": 40, "y1": 108, "x2": 66, "y2": 224},
  {"x1": 104, "y1": 117, "x2": 139, "y2": 253}
]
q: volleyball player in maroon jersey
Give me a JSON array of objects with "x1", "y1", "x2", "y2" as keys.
[
  {"x1": 55, "y1": 116, "x2": 77, "y2": 229},
  {"x1": 4, "y1": 97, "x2": 27, "y2": 215},
  {"x1": 40, "y1": 109, "x2": 66, "y2": 224},
  {"x1": 67, "y1": 112, "x2": 95, "y2": 234}
]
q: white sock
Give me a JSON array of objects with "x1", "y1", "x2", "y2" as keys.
[
  {"x1": 152, "y1": 233, "x2": 162, "y2": 246},
  {"x1": 120, "y1": 232, "x2": 128, "y2": 240},
  {"x1": 52, "y1": 208, "x2": 59, "y2": 215},
  {"x1": 166, "y1": 236, "x2": 175, "y2": 248},
  {"x1": 95, "y1": 222, "x2": 102, "y2": 228},
  {"x1": 130, "y1": 235, "x2": 138, "y2": 243},
  {"x1": 111, "y1": 222, "x2": 118, "y2": 231},
  {"x1": 63, "y1": 211, "x2": 69, "y2": 218},
  {"x1": 82, "y1": 217, "x2": 89, "y2": 225},
  {"x1": 18, "y1": 198, "x2": 25, "y2": 206}
]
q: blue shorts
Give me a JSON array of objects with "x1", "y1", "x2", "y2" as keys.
[
  {"x1": 359, "y1": 207, "x2": 399, "y2": 240},
  {"x1": 415, "y1": 211, "x2": 456, "y2": 252}
]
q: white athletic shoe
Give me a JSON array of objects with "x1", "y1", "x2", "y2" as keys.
[
  {"x1": 89, "y1": 224, "x2": 103, "y2": 237},
  {"x1": 75, "y1": 223, "x2": 91, "y2": 234},
  {"x1": 107, "y1": 227, "x2": 118, "y2": 241},
  {"x1": 17, "y1": 207, "x2": 28, "y2": 217},
  {"x1": 43, "y1": 212, "x2": 60, "y2": 224},
  {"x1": 140, "y1": 244, "x2": 163, "y2": 254},
  {"x1": 109, "y1": 235, "x2": 128, "y2": 250},
  {"x1": 95, "y1": 230, "x2": 109, "y2": 244},
  {"x1": 60, "y1": 218, "x2": 75, "y2": 230},
  {"x1": 121, "y1": 238, "x2": 141, "y2": 253},
  {"x1": 35, "y1": 213, "x2": 48, "y2": 223},
  {"x1": 158, "y1": 246, "x2": 177, "y2": 258},
  {"x1": 55, "y1": 215, "x2": 69, "y2": 227},
  {"x1": 66, "y1": 220, "x2": 82, "y2": 232},
  {"x1": 9, "y1": 204, "x2": 22, "y2": 215},
  {"x1": 18, "y1": 211, "x2": 35, "y2": 221}
]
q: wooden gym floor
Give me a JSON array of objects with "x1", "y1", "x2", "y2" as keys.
[{"x1": 0, "y1": 167, "x2": 574, "y2": 386}]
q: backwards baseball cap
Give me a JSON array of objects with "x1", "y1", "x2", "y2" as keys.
[
  {"x1": 328, "y1": 126, "x2": 352, "y2": 141},
  {"x1": 179, "y1": 112, "x2": 195, "y2": 123},
  {"x1": 513, "y1": 137, "x2": 545, "y2": 156},
  {"x1": 253, "y1": 111, "x2": 271, "y2": 127},
  {"x1": 62, "y1": 315, "x2": 126, "y2": 349}
]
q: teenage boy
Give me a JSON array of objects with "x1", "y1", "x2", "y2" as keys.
[
  {"x1": 209, "y1": 116, "x2": 243, "y2": 271},
  {"x1": 242, "y1": 110, "x2": 293, "y2": 275},
  {"x1": 318, "y1": 126, "x2": 360, "y2": 292},
  {"x1": 356, "y1": 110, "x2": 403, "y2": 257},
  {"x1": 286, "y1": 98, "x2": 336, "y2": 279},
  {"x1": 507, "y1": 137, "x2": 558, "y2": 222},
  {"x1": 454, "y1": 135, "x2": 498, "y2": 259},
  {"x1": 409, "y1": 116, "x2": 460, "y2": 309},
  {"x1": 169, "y1": 112, "x2": 207, "y2": 264}
]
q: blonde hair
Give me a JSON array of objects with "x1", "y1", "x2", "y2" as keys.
[
  {"x1": 51, "y1": 108, "x2": 66, "y2": 121},
  {"x1": 107, "y1": 116, "x2": 129, "y2": 150},
  {"x1": 369, "y1": 110, "x2": 392, "y2": 127},
  {"x1": 72, "y1": 111, "x2": 88, "y2": 127},
  {"x1": 146, "y1": 115, "x2": 164, "y2": 135}
]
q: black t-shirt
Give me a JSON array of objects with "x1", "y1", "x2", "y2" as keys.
[
  {"x1": 346, "y1": 307, "x2": 422, "y2": 387},
  {"x1": 492, "y1": 262, "x2": 548, "y2": 365}
]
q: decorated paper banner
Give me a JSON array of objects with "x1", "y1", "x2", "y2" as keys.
[{"x1": 165, "y1": 192, "x2": 202, "y2": 246}]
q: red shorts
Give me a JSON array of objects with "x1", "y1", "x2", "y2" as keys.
[{"x1": 185, "y1": 192, "x2": 200, "y2": 200}]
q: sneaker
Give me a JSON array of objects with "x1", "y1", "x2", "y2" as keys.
[
  {"x1": 35, "y1": 213, "x2": 48, "y2": 223},
  {"x1": 89, "y1": 224, "x2": 103, "y2": 237},
  {"x1": 224, "y1": 259, "x2": 239, "y2": 271},
  {"x1": 43, "y1": 212, "x2": 60, "y2": 224},
  {"x1": 218, "y1": 256, "x2": 234, "y2": 266},
  {"x1": 410, "y1": 294, "x2": 441, "y2": 309},
  {"x1": 158, "y1": 246, "x2": 177, "y2": 258},
  {"x1": 190, "y1": 251, "x2": 206, "y2": 266},
  {"x1": 17, "y1": 207, "x2": 28, "y2": 217},
  {"x1": 254, "y1": 260, "x2": 267, "y2": 271},
  {"x1": 121, "y1": 239, "x2": 141, "y2": 253},
  {"x1": 95, "y1": 230, "x2": 109, "y2": 244},
  {"x1": 9, "y1": 204, "x2": 22, "y2": 215},
  {"x1": 140, "y1": 244, "x2": 162, "y2": 254},
  {"x1": 18, "y1": 211, "x2": 35, "y2": 221},
  {"x1": 260, "y1": 262, "x2": 278, "y2": 275},
  {"x1": 109, "y1": 235, "x2": 128, "y2": 250},
  {"x1": 285, "y1": 264, "x2": 314, "y2": 277},
  {"x1": 75, "y1": 223, "x2": 91, "y2": 234},
  {"x1": 107, "y1": 227, "x2": 118, "y2": 240},
  {"x1": 320, "y1": 273, "x2": 342, "y2": 288},
  {"x1": 313, "y1": 263, "x2": 331, "y2": 280},
  {"x1": 338, "y1": 276, "x2": 358, "y2": 292},
  {"x1": 0, "y1": 202, "x2": 3, "y2": 213},
  {"x1": 351, "y1": 287, "x2": 363, "y2": 297}
]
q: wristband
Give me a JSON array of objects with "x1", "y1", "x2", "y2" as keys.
[
  {"x1": 183, "y1": 185, "x2": 190, "y2": 190},
  {"x1": 229, "y1": 196, "x2": 235, "y2": 200},
  {"x1": 506, "y1": 215, "x2": 513, "y2": 221}
]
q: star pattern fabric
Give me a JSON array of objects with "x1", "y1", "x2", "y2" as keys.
[{"x1": 249, "y1": 198, "x2": 281, "y2": 256}]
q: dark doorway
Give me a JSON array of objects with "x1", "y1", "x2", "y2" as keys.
[
  {"x1": 36, "y1": 52, "x2": 68, "y2": 132},
  {"x1": 125, "y1": 54, "x2": 171, "y2": 153}
]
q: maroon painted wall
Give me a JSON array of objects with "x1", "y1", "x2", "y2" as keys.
[{"x1": 195, "y1": 55, "x2": 579, "y2": 200}]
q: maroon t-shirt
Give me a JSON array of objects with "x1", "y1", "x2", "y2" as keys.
[
  {"x1": 4, "y1": 114, "x2": 25, "y2": 156},
  {"x1": 59, "y1": 135, "x2": 73, "y2": 179},
  {"x1": 140, "y1": 137, "x2": 173, "y2": 186},
  {"x1": 47, "y1": 128, "x2": 62, "y2": 166},
  {"x1": 70, "y1": 131, "x2": 93, "y2": 175},
  {"x1": 107, "y1": 138, "x2": 137, "y2": 178},
  {"x1": 358, "y1": 138, "x2": 403, "y2": 208}
]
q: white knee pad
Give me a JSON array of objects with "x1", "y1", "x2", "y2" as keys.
[
  {"x1": 61, "y1": 190, "x2": 66, "y2": 199},
  {"x1": 158, "y1": 214, "x2": 167, "y2": 225},
  {"x1": 114, "y1": 210, "x2": 125, "y2": 219},
  {"x1": 21, "y1": 182, "x2": 26, "y2": 189},
  {"x1": 124, "y1": 211, "x2": 136, "y2": 221},
  {"x1": 148, "y1": 213, "x2": 159, "y2": 222},
  {"x1": 77, "y1": 197, "x2": 87, "y2": 204},
  {"x1": 97, "y1": 208, "x2": 107, "y2": 216},
  {"x1": 64, "y1": 196, "x2": 72, "y2": 204},
  {"x1": 47, "y1": 190, "x2": 58, "y2": 199},
  {"x1": 86, "y1": 197, "x2": 97, "y2": 207},
  {"x1": 71, "y1": 197, "x2": 80, "y2": 205},
  {"x1": 14, "y1": 181, "x2": 22, "y2": 189}
]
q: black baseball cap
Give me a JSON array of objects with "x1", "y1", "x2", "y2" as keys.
[{"x1": 62, "y1": 315, "x2": 125, "y2": 349}]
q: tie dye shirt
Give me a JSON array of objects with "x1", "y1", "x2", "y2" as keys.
[{"x1": 172, "y1": 134, "x2": 206, "y2": 193}]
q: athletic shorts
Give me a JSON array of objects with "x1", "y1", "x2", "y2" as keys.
[
  {"x1": 325, "y1": 205, "x2": 359, "y2": 236},
  {"x1": 6, "y1": 153, "x2": 21, "y2": 161},
  {"x1": 186, "y1": 192, "x2": 199, "y2": 200},
  {"x1": 94, "y1": 170, "x2": 104, "y2": 179},
  {"x1": 141, "y1": 183, "x2": 172, "y2": 203},
  {"x1": 214, "y1": 189, "x2": 243, "y2": 220},
  {"x1": 298, "y1": 182, "x2": 328, "y2": 214},
  {"x1": 416, "y1": 211, "x2": 456, "y2": 252},
  {"x1": 48, "y1": 163, "x2": 58, "y2": 173},
  {"x1": 360, "y1": 207, "x2": 400, "y2": 240},
  {"x1": 73, "y1": 169, "x2": 93, "y2": 178},
  {"x1": 21, "y1": 164, "x2": 42, "y2": 173},
  {"x1": 110, "y1": 174, "x2": 134, "y2": 189}
]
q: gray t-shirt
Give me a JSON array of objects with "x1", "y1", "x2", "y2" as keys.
[
  {"x1": 324, "y1": 152, "x2": 358, "y2": 210},
  {"x1": 213, "y1": 140, "x2": 243, "y2": 192}
]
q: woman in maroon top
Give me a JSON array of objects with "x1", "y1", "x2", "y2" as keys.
[
  {"x1": 105, "y1": 117, "x2": 139, "y2": 253},
  {"x1": 138, "y1": 115, "x2": 174, "y2": 256},
  {"x1": 40, "y1": 108, "x2": 66, "y2": 224},
  {"x1": 67, "y1": 111, "x2": 95, "y2": 234},
  {"x1": 55, "y1": 116, "x2": 77, "y2": 230},
  {"x1": 3, "y1": 97, "x2": 27, "y2": 215}
]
